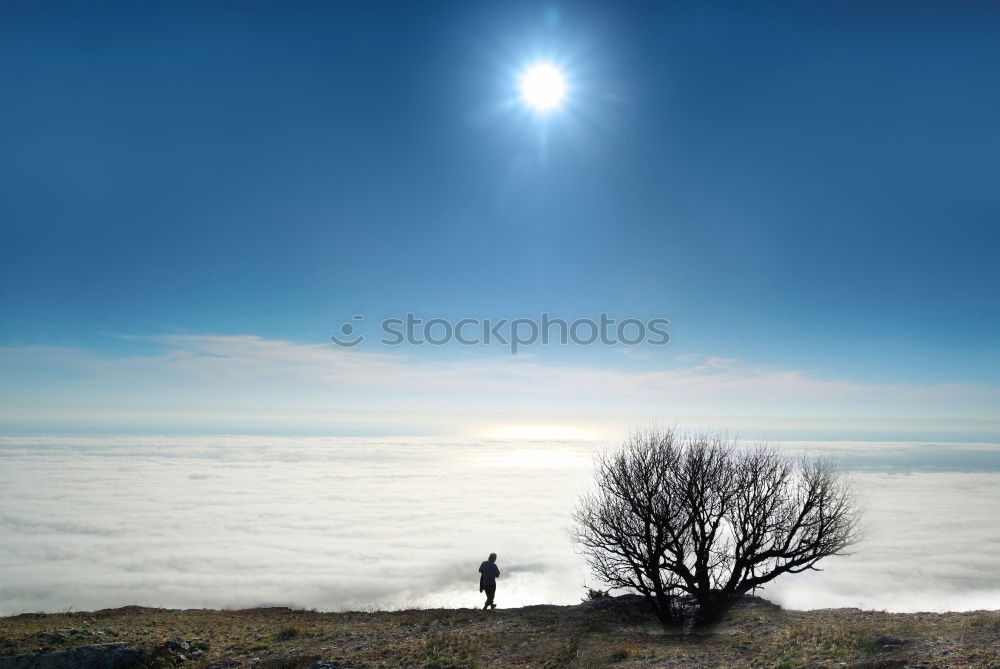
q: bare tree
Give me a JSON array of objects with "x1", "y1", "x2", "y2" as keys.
[{"x1": 573, "y1": 429, "x2": 860, "y2": 626}]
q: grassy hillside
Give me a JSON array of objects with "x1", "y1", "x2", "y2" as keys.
[{"x1": 1, "y1": 596, "x2": 998, "y2": 668}]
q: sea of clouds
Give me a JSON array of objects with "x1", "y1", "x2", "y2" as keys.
[{"x1": 1, "y1": 436, "x2": 999, "y2": 615}]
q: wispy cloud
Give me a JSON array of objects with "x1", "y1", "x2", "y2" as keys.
[{"x1": 1, "y1": 335, "x2": 998, "y2": 437}]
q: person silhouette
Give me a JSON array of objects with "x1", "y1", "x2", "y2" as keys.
[{"x1": 478, "y1": 552, "x2": 500, "y2": 610}]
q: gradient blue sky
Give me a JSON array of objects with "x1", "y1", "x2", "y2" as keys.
[{"x1": 1, "y1": 1, "x2": 998, "y2": 439}]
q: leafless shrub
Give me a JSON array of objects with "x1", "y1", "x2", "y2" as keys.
[{"x1": 573, "y1": 428, "x2": 860, "y2": 626}]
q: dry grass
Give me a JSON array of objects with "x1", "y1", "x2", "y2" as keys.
[
  {"x1": 0, "y1": 598, "x2": 998, "y2": 668},
  {"x1": 779, "y1": 614, "x2": 882, "y2": 656},
  {"x1": 963, "y1": 611, "x2": 1000, "y2": 634}
]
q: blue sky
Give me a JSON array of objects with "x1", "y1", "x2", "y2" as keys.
[{"x1": 1, "y1": 1, "x2": 998, "y2": 439}]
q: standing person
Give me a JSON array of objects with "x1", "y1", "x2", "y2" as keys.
[{"x1": 478, "y1": 553, "x2": 500, "y2": 610}]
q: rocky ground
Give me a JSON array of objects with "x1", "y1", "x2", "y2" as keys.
[{"x1": 1, "y1": 596, "x2": 998, "y2": 668}]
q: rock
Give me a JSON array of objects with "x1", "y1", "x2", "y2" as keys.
[
  {"x1": 204, "y1": 661, "x2": 241, "y2": 669},
  {"x1": 874, "y1": 635, "x2": 906, "y2": 649},
  {"x1": 0, "y1": 643, "x2": 144, "y2": 669},
  {"x1": 149, "y1": 638, "x2": 197, "y2": 663}
]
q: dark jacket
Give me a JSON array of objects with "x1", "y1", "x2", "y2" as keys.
[{"x1": 478, "y1": 560, "x2": 500, "y2": 588}]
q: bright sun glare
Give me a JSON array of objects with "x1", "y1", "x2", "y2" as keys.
[{"x1": 519, "y1": 63, "x2": 567, "y2": 112}]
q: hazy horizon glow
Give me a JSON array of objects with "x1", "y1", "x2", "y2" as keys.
[{"x1": 2, "y1": 334, "x2": 998, "y2": 441}]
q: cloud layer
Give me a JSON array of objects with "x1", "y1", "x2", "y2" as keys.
[{"x1": 2, "y1": 436, "x2": 999, "y2": 615}]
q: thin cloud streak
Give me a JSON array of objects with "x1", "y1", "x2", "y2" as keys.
[{"x1": 1, "y1": 335, "x2": 998, "y2": 437}]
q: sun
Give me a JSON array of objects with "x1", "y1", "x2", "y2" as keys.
[{"x1": 519, "y1": 63, "x2": 567, "y2": 112}]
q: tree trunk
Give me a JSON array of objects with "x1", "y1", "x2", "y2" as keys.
[
  {"x1": 693, "y1": 590, "x2": 734, "y2": 626},
  {"x1": 649, "y1": 591, "x2": 676, "y2": 627}
]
